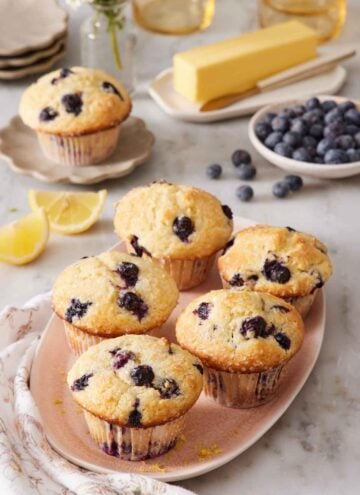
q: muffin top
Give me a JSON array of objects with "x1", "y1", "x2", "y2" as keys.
[
  {"x1": 114, "y1": 181, "x2": 233, "y2": 259},
  {"x1": 52, "y1": 251, "x2": 178, "y2": 336},
  {"x1": 176, "y1": 289, "x2": 304, "y2": 373},
  {"x1": 67, "y1": 334, "x2": 203, "y2": 427},
  {"x1": 218, "y1": 225, "x2": 332, "y2": 298},
  {"x1": 19, "y1": 66, "x2": 131, "y2": 136}
]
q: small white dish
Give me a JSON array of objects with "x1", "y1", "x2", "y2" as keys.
[
  {"x1": 249, "y1": 95, "x2": 360, "y2": 179},
  {"x1": 0, "y1": 116, "x2": 155, "y2": 185},
  {"x1": 148, "y1": 66, "x2": 346, "y2": 123}
]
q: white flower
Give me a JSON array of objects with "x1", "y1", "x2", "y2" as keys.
[{"x1": 65, "y1": 0, "x2": 92, "y2": 8}]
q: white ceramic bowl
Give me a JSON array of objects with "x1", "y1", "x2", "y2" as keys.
[{"x1": 248, "y1": 95, "x2": 360, "y2": 179}]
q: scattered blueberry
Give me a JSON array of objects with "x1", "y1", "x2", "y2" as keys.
[
  {"x1": 101, "y1": 81, "x2": 124, "y2": 100},
  {"x1": 284, "y1": 175, "x2": 303, "y2": 192},
  {"x1": 271, "y1": 116, "x2": 289, "y2": 133},
  {"x1": 157, "y1": 378, "x2": 180, "y2": 399},
  {"x1": 274, "y1": 142, "x2": 293, "y2": 158},
  {"x1": 173, "y1": 216, "x2": 194, "y2": 242},
  {"x1": 306, "y1": 96, "x2": 320, "y2": 110},
  {"x1": 274, "y1": 332, "x2": 291, "y2": 350},
  {"x1": 39, "y1": 106, "x2": 58, "y2": 122},
  {"x1": 61, "y1": 93, "x2": 83, "y2": 116},
  {"x1": 324, "y1": 149, "x2": 349, "y2": 164},
  {"x1": 236, "y1": 185, "x2": 254, "y2": 202},
  {"x1": 283, "y1": 131, "x2": 302, "y2": 148},
  {"x1": 263, "y1": 259, "x2": 291, "y2": 283},
  {"x1": 71, "y1": 373, "x2": 93, "y2": 391},
  {"x1": 65, "y1": 298, "x2": 92, "y2": 323},
  {"x1": 264, "y1": 131, "x2": 283, "y2": 149},
  {"x1": 231, "y1": 149, "x2": 251, "y2": 166},
  {"x1": 118, "y1": 292, "x2": 148, "y2": 320},
  {"x1": 229, "y1": 273, "x2": 244, "y2": 286},
  {"x1": 272, "y1": 181, "x2": 290, "y2": 198},
  {"x1": 236, "y1": 164, "x2": 257, "y2": 180},
  {"x1": 240, "y1": 316, "x2": 267, "y2": 339},
  {"x1": 292, "y1": 148, "x2": 311, "y2": 162},
  {"x1": 130, "y1": 365, "x2": 154, "y2": 387},
  {"x1": 116, "y1": 262, "x2": 139, "y2": 287},
  {"x1": 255, "y1": 122, "x2": 272, "y2": 141},
  {"x1": 206, "y1": 163, "x2": 222, "y2": 179},
  {"x1": 222, "y1": 204, "x2": 233, "y2": 219},
  {"x1": 130, "y1": 235, "x2": 151, "y2": 257},
  {"x1": 193, "y1": 302, "x2": 212, "y2": 320}
]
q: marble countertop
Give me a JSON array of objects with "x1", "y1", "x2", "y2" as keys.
[{"x1": 0, "y1": 1, "x2": 359, "y2": 493}]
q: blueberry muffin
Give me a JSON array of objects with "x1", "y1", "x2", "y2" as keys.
[
  {"x1": 114, "y1": 181, "x2": 233, "y2": 290},
  {"x1": 19, "y1": 66, "x2": 131, "y2": 166},
  {"x1": 67, "y1": 334, "x2": 203, "y2": 460},
  {"x1": 218, "y1": 225, "x2": 333, "y2": 318},
  {"x1": 176, "y1": 289, "x2": 304, "y2": 408},
  {"x1": 52, "y1": 251, "x2": 178, "y2": 355}
]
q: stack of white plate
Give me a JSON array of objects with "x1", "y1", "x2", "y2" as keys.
[{"x1": 0, "y1": 0, "x2": 68, "y2": 80}]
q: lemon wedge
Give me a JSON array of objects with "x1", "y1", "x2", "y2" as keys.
[
  {"x1": 28, "y1": 189, "x2": 107, "y2": 235},
  {"x1": 0, "y1": 209, "x2": 49, "y2": 265}
]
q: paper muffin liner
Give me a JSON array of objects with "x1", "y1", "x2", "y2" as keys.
[
  {"x1": 64, "y1": 322, "x2": 105, "y2": 356},
  {"x1": 221, "y1": 278, "x2": 317, "y2": 319},
  {"x1": 37, "y1": 124, "x2": 121, "y2": 166},
  {"x1": 83, "y1": 410, "x2": 186, "y2": 461},
  {"x1": 203, "y1": 364, "x2": 286, "y2": 408},
  {"x1": 125, "y1": 242, "x2": 215, "y2": 290}
]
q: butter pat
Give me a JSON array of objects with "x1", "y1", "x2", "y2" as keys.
[{"x1": 173, "y1": 21, "x2": 318, "y2": 103}]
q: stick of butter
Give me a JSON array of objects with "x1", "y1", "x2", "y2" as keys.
[{"x1": 173, "y1": 21, "x2": 318, "y2": 104}]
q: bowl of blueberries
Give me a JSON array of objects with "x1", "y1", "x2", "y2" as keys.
[{"x1": 248, "y1": 95, "x2": 360, "y2": 179}]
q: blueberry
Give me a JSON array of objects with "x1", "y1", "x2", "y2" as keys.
[
  {"x1": 130, "y1": 235, "x2": 151, "y2": 257},
  {"x1": 283, "y1": 131, "x2": 301, "y2": 148},
  {"x1": 157, "y1": 378, "x2": 180, "y2": 399},
  {"x1": 347, "y1": 148, "x2": 360, "y2": 162},
  {"x1": 193, "y1": 302, "x2": 212, "y2": 320},
  {"x1": 284, "y1": 175, "x2": 303, "y2": 192},
  {"x1": 309, "y1": 124, "x2": 324, "y2": 139},
  {"x1": 39, "y1": 106, "x2": 58, "y2": 122},
  {"x1": 274, "y1": 142, "x2": 293, "y2": 158},
  {"x1": 264, "y1": 112, "x2": 277, "y2": 124},
  {"x1": 264, "y1": 131, "x2": 283, "y2": 149},
  {"x1": 101, "y1": 81, "x2": 124, "y2": 100},
  {"x1": 236, "y1": 164, "x2": 257, "y2": 180},
  {"x1": 346, "y1": 125, "x2": 360, "y2": 136},
  {"x1": 240, "y1": 316, "x2": 267, "y2": 339},
  {"x1": 279, "y1": 108, "x2": 296, "y2": 119},
  {"x1": 272, "y1": 181, "x2": 290, "y2": 199},
  {"x1": 263, "y1": 259, "x2": 291, "y2": 283},
  {"x1": 193, "y1": 363, "x2": 204, "y2": 374},
  {"x1": 345, "y1": 108, "x2": 360, "y2": 126},
  {"x1": 355, "y1": 132, "x2": 360, "y2": 147},
  {"x1": 291, "y1": 118, "x2": 308, "y2": 136},
  {"x1": 71, "y1": 373, "x2": 93, "y2": 391},
  {"x1": 321, "y1": 100, "x2": 337, "y2": 113},
  {"x1": 314, "y1": 156, "x2": 325, "y2": 164},
  {"x1": 271, "y1": 116, "x2": 289, "y2": 133},
  {"x1": 255, "y1": 122, "x2": 272, "y2": 141},
  {"x1": 338, "y1": 100, "x2": 356, "y2": 113},
  {"x1": 274, "y1": 332, "x2": 291, "y2": 350},
  {"x1": 130, "y1": 365, "x2": 154, "y2": 387},
  {"x1": 231, "y1": 149, "x2": 251, "y2": 166},
  {"x1": 206, "y1": 164, "x2": 222, "y2": 179},
  {"x1": 236, "y1": 185, "x2": 254, "y2": 202},
  {"x1": 336, "y1": 134, "x2": 355, "y2": 150},
  {"x1": 325, "y1": 108, "x2": 343, "y2": 125},
  {"x1": 229, "y1": 273, "x2": 244, "y2": 286},
  {"x1": 317, "y1": 138, "x2": 334, "y2": 156},
  {"x1": 306, "y1": 97, "x2": 320, "y2": 110},
  {"x1": 111, "y1": 349, "x2": 134, "y2": 370},
  {"x1": 292, "y1": 147, "x2": 311, "y2": 162},
  {"x1": 324, "y1": 149, "x2": 349, "y2": 164},
  {"x1": 173, "y1": 216, "x2": 194, "y2": 242},
  {"x1": 116, "y1": 262, "x2": 139, "y2": 287},
  {"x1": 293, "y1": 104, "x2": 306, "y2": 116},
  {"x1": 51, "y1": 68, "x2": 74, "y2": 84},
  {"x1": 65, "y1": 298, "x2": 92, "y2": 323},
  {"x1": 118, "y1": 292, "x2": 148, "y2": 320},
  {"x1": 222, "y1": 204, "x2": 233, "y2": 220},
  {"x1": 303, "y1": 109, "x2": 323, "y2": 125},
  {"x1": 302, "y1": 135, "x2": 317, "y2": 149},
  {"x1": 324, "y1": 121, "x2": 346, "y2": 138},
  {"x1": 61, "y1": 93, "x2": 83, "y2": 116}
]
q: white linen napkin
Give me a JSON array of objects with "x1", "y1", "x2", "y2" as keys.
[{"x1": 0, "y1": 293, "x2": 195, "y2": 495}]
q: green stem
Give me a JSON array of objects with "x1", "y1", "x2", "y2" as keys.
[{"x1": 110, "y1": 20, "x2": 122, "y2": 70}]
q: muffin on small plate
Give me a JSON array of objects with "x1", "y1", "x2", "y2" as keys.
[
  {"x1": 19, "y1": 66, "x2": 131, "y2": 166},
  {"x1": 114, "y1": 181, "x2": 233, "y2": 290},
  {"x1": 176, "y1": 289, "x2": 304, "y2": 408},
  {"x1": 52, "y1": 251, "x2": 178, "y2": 355},
  {"x1": 67, "y1": 334, "x2": 203, "y2": 460},
  {"x1": 218, "y1": 225, "x2": 332, "y2": 318}
]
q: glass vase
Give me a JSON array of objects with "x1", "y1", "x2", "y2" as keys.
[{"x1": 81, "y1": 0, "x2": 136, "y2": 94}]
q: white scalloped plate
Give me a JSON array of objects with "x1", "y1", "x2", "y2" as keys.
[
  {"x1": 148, "y1": 65, "x2": 346, "y2": 123},
  {"x1": 30, "y1": 217, "x2": 326, "y2": 482},
  {"x1": 0, "y1": 37, "x2": 66, "y2": 69},
  {"x1": 0, "y1": 116, "x2": 155, "y2": 184},
  {"x1": 248, "y1": 95, "x2": 360, "y2": 179}
]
